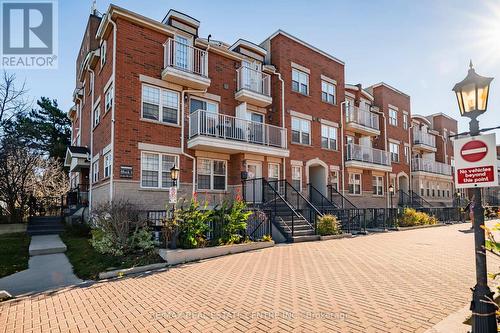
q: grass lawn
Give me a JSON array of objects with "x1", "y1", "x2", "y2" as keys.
[
  {"x1": 60, "y1": 227, "x2": 164, "y2": 280},
  {"x1": 0, "y1": 232, "x2": 30, "y2": 278}
]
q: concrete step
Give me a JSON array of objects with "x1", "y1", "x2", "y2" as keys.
[
  {"x1": 27, "y1": 229, "x2": 64, "y2": 236},
  {"x1": 290, "y1": 235, "x2": 320, "y2": 243},
  {"x1": 29, "y1": 235, "x2": 67, "y2": 256},
  {"x1": 27, "y1": 225, "x2": 64, "y2": 232}
]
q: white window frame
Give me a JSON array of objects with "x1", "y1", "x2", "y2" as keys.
[
  {"x1": 197, "y1": 158, "x2": 227, "y2": 191},
  {"x1": 348, "y1": 173, "x2": 361, "y2": 195},
  {"x1": 89, "y1": 72, "x2": 94, "y2": 95},
  {"x1": 92, "y1": 160, "x2": 99, "y2": 183},
  {"x1": 93, "y1": 103, "x2": 100, "y2": 128},
  {"x1": 321, "y1": 124, "x2": 337, "y2": 150},
  {"x1": 292, "y1": 68, "x2": 309, "y2": 95},
  {"x1": 321, "y1": 80, "x2": 336, "y2": 104},
  {"x1": 291, "y1": 165, "x2": 302, "y2": 191},
  {"x1": 372, "y1": 175, "x2": 384, "y2": 196},
  {"x1": 268, "y1": 163, "x2": 280, "y2": 182},
  {"x1": 390, "y1": 142, "x2": 400, "y2": 162},
  {"x1": 389, "y1": 108, "x2": 398, "y2": 126},
  {"x1": 100, "y1": 41, "x2": 106, "y2": 67},
  {"x1": 404, "y1": 146, "x2": 410, "y2": 164},
  {"x1": 140, "y1": 152, "x2": 179, "y2": 189},
  {"x1": 403, "y1": 114, "x2": 408, "y2": 129},
  {"x1": 291, "y1": 117, "x2": 311, "y2": 145},
  {"x1": 104, "y1": 152, "x2": 112, "y2": 178},
  {"x1": 330, "y1": 170, "x2": 339, "y2": 191},
  {"x1": 141, "y1": 84, "x2": 180, "y2": 125},
  {"x1": 105, "y1": 85, "x2": 113, "y2": 112}
]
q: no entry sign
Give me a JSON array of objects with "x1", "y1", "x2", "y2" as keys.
[{"x1": 454, "y1": 133, "x2": 498, "y2": 189}]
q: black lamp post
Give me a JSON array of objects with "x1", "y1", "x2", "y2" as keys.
[
  {"x1": 453, "y1": 61, "x2": 496, "y2": 333},
  {"x1": 169, "y1": 165, "x2": 180, "y2": 249},
  {"x1": 389, "y1": 184, "x2": 394, "y2": 225}
]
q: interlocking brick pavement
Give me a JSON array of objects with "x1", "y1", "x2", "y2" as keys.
[{"x1": 1, "y1": 222, "x2": 499, "y2": 333}]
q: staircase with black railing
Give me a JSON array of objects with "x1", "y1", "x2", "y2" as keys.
[
  {"x1": 243, "y1": 178, "x2": 320, "y2": 242},
  {"x1": 308, "y1": 183, "x2": 338, "y2": 211},
  {"x1": 398, "y1": 189, "x2": 432, "y2": 208},
  {"x1": 327, "y1": 185, "x2": 357, "y2": 209}
]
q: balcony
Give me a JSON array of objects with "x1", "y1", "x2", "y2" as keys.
[
  {"x1": 235, "y1": 66, "x2": 272, "y2": 107},
  {"x1": 412, "y1": 158, "x2": 452, "y2": 177},
  {"x1": 345, "y1": 144, "x2": 392, "y2": 172},
  {"x1": 345, "y1": 106, "x2": 380, "y2": 136},
  {"x1": 162, "y1": 39, "x2": 211, "y2": 89},
  {"x1": 413, "y1": 129, "x2": 436, "y2": 152},
  {"x1": 188, "y1": 109, "x2": 289, "y2": 157}
]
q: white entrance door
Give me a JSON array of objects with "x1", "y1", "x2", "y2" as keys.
[{"x1": 245, "y1": 162, "x2": 262, "y2": 203}]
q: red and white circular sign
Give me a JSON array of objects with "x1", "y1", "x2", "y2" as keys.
[{"x1": 460, "y1": 140, "x2": 488, "y2": 163}]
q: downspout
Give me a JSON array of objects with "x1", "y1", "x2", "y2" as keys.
[
  {"x1": 373, "y1": 108, "x2": 389, "y2": 208},
  {"x1": 408, "y1": 122, "x2": 415, "y2": 200},
  {"x1": 107, "y1": 16, "x2": 117, "y2": 203},
  {"x1": 340, "y1": 101, "x2": 347, "y2": 200},
  {"x1": 88, "y1": 68, "x2": 95, "y2": 212},
  {"x1": 180, "y1": 39, "x2": 211, "y2": 194},
  {"x1": 271, "y1": 67, "x2": 286, "y2": 180}
]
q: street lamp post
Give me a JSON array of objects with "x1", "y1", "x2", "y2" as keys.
[
  {"x1": 169, "y1": 165, "x2": 180, "y2": 249},
  {"x1": 453, "y1": 61, "x2": 496, "y2": 333},
  {"x1": 389, "y1": 184, "x2": 394, "y2": 225}
]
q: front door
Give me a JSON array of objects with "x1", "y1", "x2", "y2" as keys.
[{"x1": 245, "y1": 162, "x2": 262, "y2": 203}]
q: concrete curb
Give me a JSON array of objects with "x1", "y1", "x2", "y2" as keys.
[
  {"x1": 0, "y1": 224, "x2": 26, "y2": 235},
  {"x1": 159, "y1": 241, "x2": 275, "y2": 266},
  {"x1": 98, "y1": 263, "x2": 168, "y2": 280},
  {"x1": 396, "y1": 223, "x2": 447, "y2": 231},
  {"x1": 424, "y1": 304, "x2": 470, "y2": 333},
  {"x1": 319, "y1": 233, "x2": 352, "y2": 241}
]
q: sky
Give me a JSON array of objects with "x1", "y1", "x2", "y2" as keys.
[{"x1": 7, "y1": 0, "x2": 500, "y2": 140}]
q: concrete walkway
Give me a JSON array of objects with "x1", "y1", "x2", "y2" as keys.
[{"x1": 0, "y1": 235, "x2": 82, "y2": 296}]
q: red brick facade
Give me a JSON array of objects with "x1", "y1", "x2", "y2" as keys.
[{"x1": 67, "y1": 5, "x2": 457, "y2": 210}]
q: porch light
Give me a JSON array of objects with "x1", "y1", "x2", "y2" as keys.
[
  {"x1": 452, "y1": 61, "x2": 493, "y2": 119},
  {"x1": 388, "y1": 184, "x2": 394, "y2": 193},
  {"x1": 170, "y1": 165, "x2": 180, "y2": 183}
]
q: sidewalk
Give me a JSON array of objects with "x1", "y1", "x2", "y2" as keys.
[{"x1": 0, "y1": 235, "x2": 83, "y2": 296}]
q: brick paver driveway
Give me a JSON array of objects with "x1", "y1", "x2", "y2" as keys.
[{"x1": 1, "y1": 222, "x2": 499, "y2": 333}]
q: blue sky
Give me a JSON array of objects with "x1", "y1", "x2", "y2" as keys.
[{"x1": 7, "y1": 0, "x2": 500, "y2": 139}]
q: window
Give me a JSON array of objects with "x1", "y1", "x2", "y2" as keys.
[
  {"x1": 403, "y1": 114, "x2": 408, "y2": 129},
  {"x1": 321, "y1": 125, "x2": 337, "y2": 150},
  {"x1": 197, "y1": 159, "x2": 226, "y2": 191},
  {"x1": 142, "y1": 85, "x2": 180, "y2": 125},
  {"x1": 105, "y1": 85, "x2": 113, "y2": 112},
  {"x1": 291, "y1": 166, "x2": 302, "y2": 191},
  {"x1": 389, "y1": 108, "x2": 398, "y2": 126},
  {"x1": 321, "y1": 81, "x2": 336, "y2": 104},
  {"x1": 348, "y1": 173, "x2": 361, "y2": 195},
  {"x1": 190, "y1": 98, "x2": 218, "y2": 114},
  {"x1": 141, "y1": 152, "x2": 179, "y2": 188},
  {"x1": 104, "y1": 153, "x2": 112, "y2": 178},
  {"x1": 92, "y1": 160, "x2": 99, "y2": 183},
  {"x1": 100, "y1": 41, "x2": 106, "y2": 67},
  {"x1": 268, "y1": 163, "x2": 280, "y2": 182},
  {"x1": 175, "y1": 35, "x2": 190, "y2": 69},
  {"x1": 372, "y1": 176, "x2": 383, "y2": 196},
  {"x1": 404, "y1": 146, "x2": 410, "y2": 164},
  {"x1": 292, "y1": 68, "x2": 309, "y2": 95},
  {"x1": 291, "y1": 117, "x2": 310, "y2": 145},
  {"x1": 389, "y1": 142, "x2": 399, "y2": 162},
  {"x1": 330, "y1": 170, "x2": 339, "y2": 191},
  {"x1": 93, "y1": 103, "x2": 100, "y2": 127}
]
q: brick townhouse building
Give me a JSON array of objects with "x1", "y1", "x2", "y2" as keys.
[{"x1": 64, "y1": 4, "x2": 457, "y2": 217}]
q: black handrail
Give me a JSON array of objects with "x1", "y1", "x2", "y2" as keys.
[
  {"x1": 409, "y1": 190, "x2": 433, "y2": 207},
  {"x1": 308, "y1": 183, "x2": 338, "y2": 210},
  {"x1": 327, "y1": 184, "x2": 356, "y2": 209}
]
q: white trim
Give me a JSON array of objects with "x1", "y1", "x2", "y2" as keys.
[
  {"x1": 321, "y1": 74, "x2": 337, "y2": 85},
  {"x1": 138, "y1": 143, "x2": 182, "y2": 155},
  {"x1": 388, "y1": 104, "x2": 399, "y2": 111},
  {"x1": 162, "y1": 9, "x2": 200, "y2": 28},
  {"x1": 402, "y1": 110, "x2": 409, "y2": 115},
  {"x1": 388, "y1": 138, "x2": 401, "y2": 144},
  {"x1": 229, "y1": 39, "x2": 267, "y2": 56},
  {"x1": 345, "y1": 91, "x2": 355, "y2": 99},
  {"x1": 291, "y1": 160, "x2": 304, "y2": 166},
  {"x1": 139, "y1": 74, "x2": 183, "y2": 92},
  {"x1": 291, "y1": 62, "x2": 310, "y2": 74},
  {"x1": 103, "y1": 76, "x2": 114, "y2": 92},
  {"x1": 189, "y1": 91, "x2": 221, "y2": 103},
  {"x1": 140, "y1": 151, "x2": 180, "y2": 189},
  {"x1": 103, "y1": 143, "x2": 112, "y2": 155},
  {"x1": 305, "y1": 158, "x2": 328, "y2": 187},
  {"x1": 290, "y1": 110, "x2": 312, "y2": 121},
  {"x1": 320, "y1": 118, "x2": 339, "y2": 128},
  {"x1": 141, "y1": 83, "x2": 181, "y2": 126},
  {"x1": 92, "y1": 95, "x2": 101, "y2": 110},
  {"x1": 368, "y1": 82, "x2": 410, "y2": 98},
  {"x1": 196, "y1": 158, "x2": 228, "y2": 192},
  {"x1": 329, "y1": 165, "x2": 340, "y2": 171},
  {"x1": 262, "y1": 30, "x2": 345, "y2": 66},
  {"x1": 92, "y1": 153, "x2": 100, "y2": 163}
]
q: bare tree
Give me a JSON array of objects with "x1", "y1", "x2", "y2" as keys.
[
  {"x1": 0, "y1": 71, "x2": 30, "y2": 137},
  {"x1": 0, "y1": 140, "x2": 68, "y2": 223}
]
